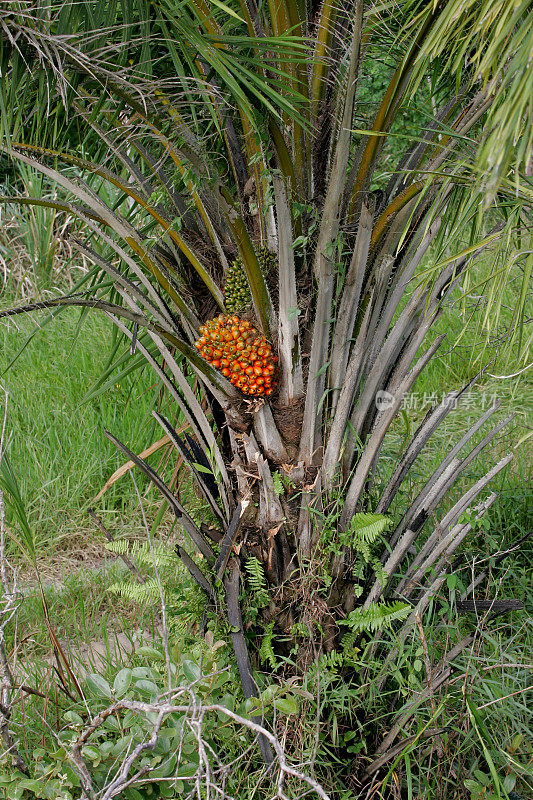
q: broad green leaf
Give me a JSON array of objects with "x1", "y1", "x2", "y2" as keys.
[
  {"x1": 181, "y1": 659, "x2": 202, "y2": 683},
  {"x1": 134, "y1": 679, "x2": 160, "y2": 697},
  {"x1": 113, "y1": 668, "x2": 132, "y2": 697},
  {"x1": 136, "y1": 646, "x2": 166, "y2": 661},
  {"x1": 81, "y1": 744, "x2": 101, "y2": 763},
  {"x1": 85, "y1": 673, "x2": 114, "y2": 700},
  {"x1": 274, "y1": 696, "x2": 299, "y2": 715},
  {"x1": 63, "y1": 710, "x2": 84, "y2": 725},
  {"x1": 131, "y1": 667, "x2": 159, "y2": 680}
]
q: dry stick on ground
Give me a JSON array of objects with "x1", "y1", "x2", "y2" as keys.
[{"x1": 0, "y1": 384, "x2": 29, "y2": 774}]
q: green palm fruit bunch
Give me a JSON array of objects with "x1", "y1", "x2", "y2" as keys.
[
  {"x1": 224, "y1": 247, "x2": 278, "y2": 312},
  {"x1": 257, "y1": 247, "x2": 278, "y2": 276},
  {"x1": 224, "y1": 257, "x2": 250, "y2": 312}
]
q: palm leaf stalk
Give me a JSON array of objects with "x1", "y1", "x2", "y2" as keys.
[{"x1": 0, "y1": 0, "x2": 531, "y2": 782}]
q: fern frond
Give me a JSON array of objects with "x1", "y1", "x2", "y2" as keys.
[
  {"x1": 104, "y1": 539, "x2": 133, "y2": 556},
  {"x1": 342, "y1": 512, "x2": 391, "y2": 566},
  {"x1": 371, "y1": 558, "x2": 388, "y2": 588},
  {"x1": 259, "y1": 621, "x2": 277, "y2": 670},
  {"x1": 105, "y1": 540, "x2": 174, "y2": 567},
  {"x1": 272, "y1": 471, "x2": 284, "y2": 497},
  {"x1": 340, "y1": 601, "x2": 410, "y2": 649},
  {"x1": 244, "y1": 557, "x2": 270, "y2": 608},
  {"x1": 109, "y1": 578, "x2": 164, "y2": 604},
  {"x1": 319, "y1": 649, "x2": 345, "y2": 672},
  {"x1": 291, "y1": 622, "x2": 312, "y2": 638},
  {"x1": 348, "y1": 513, "x2": 390, "y2": 545},
  {"x1": 341, "y1": 628, "x2": 358, "y2": 652}
]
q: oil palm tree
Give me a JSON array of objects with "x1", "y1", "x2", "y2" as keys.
[{"x1": 0, "y1": 0, "x2": 531, "y2": 780}]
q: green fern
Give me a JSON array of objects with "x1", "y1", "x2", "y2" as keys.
[
  {"x1": 318, "y1": 649, "x2": 346, "y2": 672},
  {"x1": 259, "y1": 621, "x2": 277, "y2": 670},
  {"x1": 272, "y1": 470, "x2": 284, "y2": 497},
  {"x1": 105, "y1": 539, "x2": 174, "y2": 567},
  {"x1": 339, "y1": 512, "x2": 391, "y2": 586},
  {"x1": 106, "y1": 539, "x2": 198, "y2": 619},
  {"x1": 244, "y1": 557, "x2": 270, "y2": 608},
  {"x1": 353, "y1": 583, "x2": 364, "y2": 599},
  {"x1": 291, "y1": 621, "x2": 312, "y2": 638},
  {"x1": 344, "y1": 512, "x2": 389, "y2": 551},
  {"x1": 371, "y1": 558, "x2": 388, "y2": 588},
  {"x1": 350, "y1": 512, "x2": 389, "y2": 541},
  {"x1": 340, "y1": 601, "x2": 410, "y2": 650},
  {"x1": 109, "y1": 578, "x2": 165, "y2": 604}
]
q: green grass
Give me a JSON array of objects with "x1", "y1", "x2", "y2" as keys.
[
  {"x1": 344, "y1": 257, "x2": 533, "y2": 798},
  {"x1": 14, "y1": 562, "x2": 155, "y2": 657},
  {"x1": 0, "y1": 303, "x2": 177, "y2": 562}
]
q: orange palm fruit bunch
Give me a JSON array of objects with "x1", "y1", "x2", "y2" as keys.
[{"x1": 195, "y1": 314, "x2": 278, "y2": 397}]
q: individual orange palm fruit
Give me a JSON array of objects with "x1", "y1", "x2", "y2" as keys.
[{"x1": 195, "y1": 314, "x2": 278, "y2": 397}]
